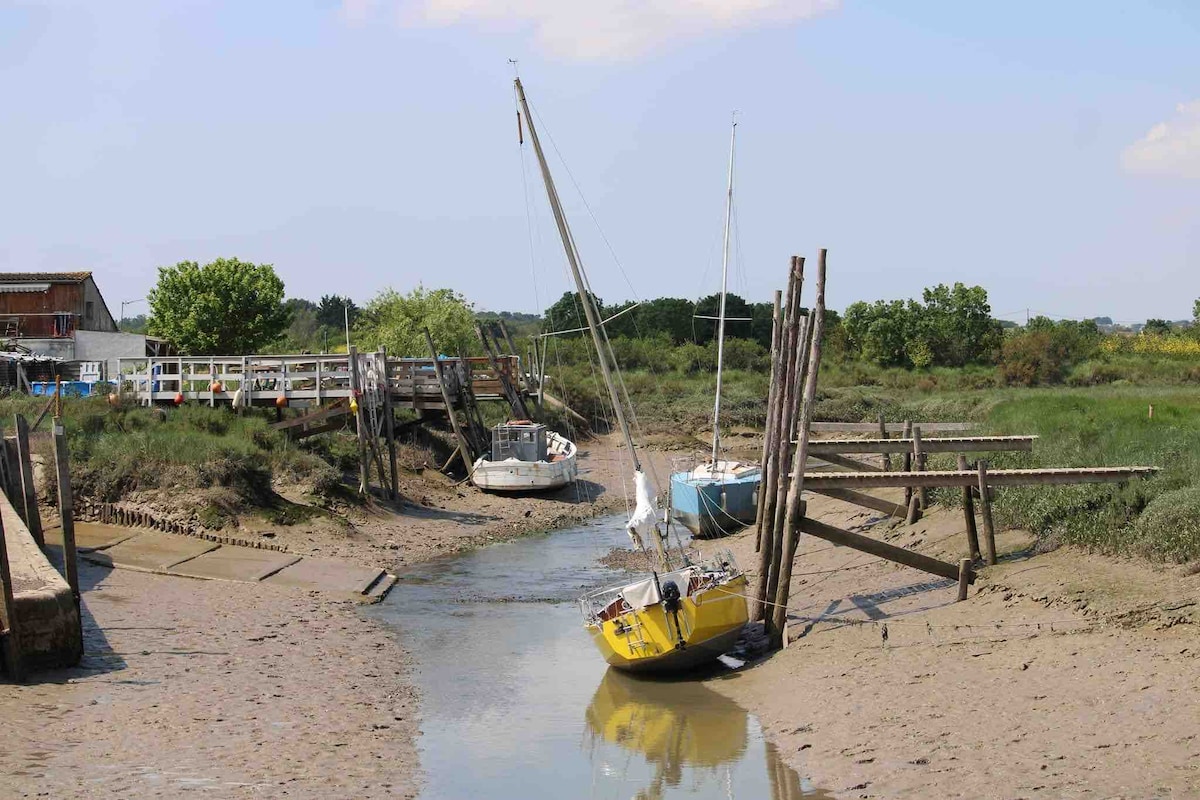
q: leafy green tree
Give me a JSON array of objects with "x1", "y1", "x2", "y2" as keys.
[
  {"x1": 693, "y1": 293, "x2": 753, "y2": 346},
  {"x1": 1143, "y1": 318, "x2": 1173, "y2": 336},
  {"x1": 543, "y1": 290, "x2": 602, "y2": 335},
  {"x1": 317, "y1": 294, "x2": 358, "y2": 331},
  {"x1": 1194, "y1": 299, "x2": 1199, "y2": 323},
  {"x1": 119, "y1": 314, "x2": 148, "y2": 334},
  {"x1": 280, "y1": 299, "x2": 322, "y2": 352},
  {"x1": 637, "y1": 297, "x2": 696, "y2": 344},
  {"x1": 355, "y1": 286, "x2": 476, "y2": 357},
  {"x1": 147, "y1": 258, "x2": 290, "y2": 354}
]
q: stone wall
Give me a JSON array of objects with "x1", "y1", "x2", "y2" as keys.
[{"x1": 2, "y1": 493, "x2": 81, "y2": 672}]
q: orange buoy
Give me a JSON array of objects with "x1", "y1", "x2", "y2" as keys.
[
  {"x1": 275, "y1": 395, "x2": 288, "y2": 408},
  {"x1": 173, "y1": 392, "x2": 184, "y2": 406},
  {"x1": 210, "y1": 381, "x2": 223, "y2": 393}
]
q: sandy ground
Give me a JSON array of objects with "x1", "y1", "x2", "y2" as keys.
[
  {"x1": 0, "y1": 559, "x2": 418, "y2": 798},
  {"x1": 0, "y1": 435, "x2": 659, "y2": 799},
  {"x1": 7, "y1": 435, "x2": 1200, "y2": 799},
  {"x1": 697, "y1": 491, "x2": 1200, "y2": 799}
]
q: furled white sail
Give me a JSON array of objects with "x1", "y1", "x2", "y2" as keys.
[{"x1": 626, "y1": 469, "x2": 659, "y2": 550}]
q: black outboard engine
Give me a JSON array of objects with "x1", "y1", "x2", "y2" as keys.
[{"x1": 660, "y1": 580, "x2": 686, "y2": 650}]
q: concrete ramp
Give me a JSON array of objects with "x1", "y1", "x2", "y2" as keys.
[
  {"x1": 43, "y1": 522, "x2": 137, "y2": 553},
  {"x1": 170, "y1": 548, "x2": 301, "y2": 582},
  {"x1": 264, "y1": 558, "x2": 385, "y2": 596},
  {"x1": 84, "y1": 531, "x2": 219, "y2": 572}
]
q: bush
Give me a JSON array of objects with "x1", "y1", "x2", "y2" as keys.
[
  {"x1": 999, "y1": 331, "x2": 1071, "y2": 386},
  {"x1": 1131, "y1": 487, "x2": 1200, "y2": 562}
]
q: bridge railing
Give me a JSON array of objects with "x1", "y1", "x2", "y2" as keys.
[{"x1": 117, "y1": 353, "x2": 523, "y2": 407}]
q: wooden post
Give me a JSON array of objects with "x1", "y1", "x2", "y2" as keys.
[
  {"x1": 799, "y1": 515, "x2": 974, "y2": 583},
  {"x1": 771, "y1": 249, "x2": 828, "y2": 646},
  {"x1": 0, "y1": 499, "x2": 22, "y2": 680},
  {"x1": 536, "y1": 334, "x2": 547, "y2": 411},
  {"x1": 379, "y1": 348, "x2": 399, "y2": 500},
  {"x1": 754, "y1": 288, "x2": 784, "y2": 553},
  {"x1": 977, "y1": 460, "x2": 998, "y2": 566},
  {"x1": 878, "y1": 412, "x2": 891, "y2": 471},
  {"x1": 426, "y1": 330, "x2": 476, "y2": 480},
  {"x1": 347, "y1": 346, "x2": 371, "y2": 495},
  {"x1": 477, "y1": 324, "x2": 532, "y2": 420},
  {"x1": 757, "y1": 259, "x2": 802, "y2": 620},
  {"x1": 14, "y1": 415, "x2": 43, "y2": 549},
  {"x1": 957, "y1": 558, "x2": 972, "y2": 601},
  {"x1": 914, "y1": 425, "x2": 928, "y2": 509},
  {"x1": 957, "y1": 454, "x2": 982, "y2": 561},
  {"x1": 906, "y1": 425, "x2": 924, "y2": 523},
  {"x1": 52, "y1": 418, "x2": 80, "y2": 604},
  {"x1": 901, "y1": 420, "x2": 913, "y2": 507}
]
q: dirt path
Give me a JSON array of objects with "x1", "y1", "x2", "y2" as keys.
[{"x1": 699, "y1": 493, "x2": 1200, "y2": 799}]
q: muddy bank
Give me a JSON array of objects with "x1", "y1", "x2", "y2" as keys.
[
  {"x1": 693, "y1": 493, "x2": 1200, "y2": 799},
  {"x1": 0, "y1": 558, "x2": 419, "y2": 798},
  {"x1": 0, "y1": 437, "x2": 668, "y2": 798}
]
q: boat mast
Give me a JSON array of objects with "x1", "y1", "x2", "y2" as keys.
[
  {"x1": 710, "y1": 116, "x2": 737, "y2": 468},
  {"x1": 514, "y1": 78, "x2": 642, "y2": 472}
]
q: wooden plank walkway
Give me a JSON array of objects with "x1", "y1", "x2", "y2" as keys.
[
  {"x1": 117, "y1": 353, "x2": 531, "y2": 411},
  {"x1": 797, "y1": 466, "x2": 1157, "y2": 489},
  {"x1": 807, "y1": 435, "x2": 1037, "y2": 455},
  {"x1": 811, "y1": 421, "x2": 975, "y2": 433}
]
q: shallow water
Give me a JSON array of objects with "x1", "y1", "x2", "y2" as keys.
[{"x1": 367, "y1": 515, "x2": 828, "y2": 800}]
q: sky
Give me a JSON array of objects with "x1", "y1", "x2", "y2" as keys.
[{"x1": 1, "y1": 1, "x2": 1197, "y2": 324}]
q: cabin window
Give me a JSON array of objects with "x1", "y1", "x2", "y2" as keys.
[{"x1": 85, "y1": 301, "x2": 94, "y2": 321}]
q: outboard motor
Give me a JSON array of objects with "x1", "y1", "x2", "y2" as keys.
[{"x1": 660, "y1": 580, "x2": 686, "y2": 650}]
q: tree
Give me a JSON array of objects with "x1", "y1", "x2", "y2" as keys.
[
  {"x1": 317, "y1": 294, "x2": 358, "y2": 331},
  {"x1": 147, "y1": 258, "x2": 290, "y2": 354},
  {"x1": 280, "y1": 299, "x2": 321, "y2": 352},
  {"x1": 1143, "y1": 318, "x2": 1173, "y2": 336},
  {"x1": 119, "y1": 314, "x2": 148, "y2": 334},
  {"x1": 693, "y1": 293, "x2": 753, "y2": 346},
  {"x1": 543, "y1": 290, "x2": 602, "y2": 335},
  {"x1": 355, "y1": 286, "x2": 477, "y2": 357},
  {"x1": 1194, "y1": 299, "x2": 1200, "y2": 324}
]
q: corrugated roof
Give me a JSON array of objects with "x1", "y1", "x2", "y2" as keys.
[{"x1": 0, "y1": 272, "x2": 92, "y2": 283}]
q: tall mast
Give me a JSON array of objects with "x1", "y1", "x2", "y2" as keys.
[
  {"x1": 514, "y1": 78, "x2": 642, "y2": 472},
  {"x1": 710, "y1": 116, "x2": 737, "y2": 468}
]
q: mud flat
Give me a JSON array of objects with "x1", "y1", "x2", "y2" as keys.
[
  {"x1": 0, "y1": 437, "x2": 670, "y2": 798},
  {"x1": 699, "y1": 492, "x2": 1200, "y2": 799}
]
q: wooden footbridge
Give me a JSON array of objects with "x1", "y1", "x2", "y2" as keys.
[{"x1": 117, "y1": 352, "x2": 530, "y2": 412}]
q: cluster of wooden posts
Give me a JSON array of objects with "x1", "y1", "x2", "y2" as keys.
[
  {"x1": 0, "y1": 389, "x2": 82, "y2": 681},
  {"x1": 750, "y1": 251, "x2": 829, "y2": 650},
  {"x1": 744, "y1": 255, "x2": 1158, "y2": 651}
]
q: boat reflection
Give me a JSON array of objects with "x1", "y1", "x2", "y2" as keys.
[{"x1": 585, "y1": 669, "x2": 816, "y2": 799}]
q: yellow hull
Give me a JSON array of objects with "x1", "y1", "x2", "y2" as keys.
[{"x1": 585, "y1": 574, "x2": 749, "y2": 674}]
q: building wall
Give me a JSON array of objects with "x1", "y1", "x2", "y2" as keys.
[
  {"x1": 80, "y1": 276, "x2": 118, "y2": 332},
  {"x1": 14, "y1": 338, "x2": 75, "y2": 361},
  {"x1": 74, "y1": 330, "x2": 146, "y2": 380}
]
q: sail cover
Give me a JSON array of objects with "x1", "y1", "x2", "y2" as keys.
[{"x1": 626, "y1": 469, "x2": 658, "y2": 549}]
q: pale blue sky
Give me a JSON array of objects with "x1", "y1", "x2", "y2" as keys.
[{"x1": 2, "y1": 1, "x2": 1197, "y2": 323}]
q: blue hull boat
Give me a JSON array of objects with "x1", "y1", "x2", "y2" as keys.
[{"x1": 670, "y1": 462, "x2": 762, "y2": 539}]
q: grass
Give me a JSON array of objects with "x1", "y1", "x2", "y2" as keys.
[{"x1": 0, "y1": 395, "x2": 339, "y2": 507}]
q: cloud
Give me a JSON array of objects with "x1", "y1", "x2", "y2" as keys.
[
  {"x1": 1121, "y1": 100, "x2": 1200, "y2": 179},
  {"x1": 345, "y1": 0, "x2": 838, "y2": 60}
]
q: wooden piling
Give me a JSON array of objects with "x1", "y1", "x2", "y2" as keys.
[
  {"x1": 901, "y1": 420, "x2": 913, "y2": 506},
  {"x1": 758, "y1": 258, "x2": 803, "y2": 620},
  {"x1": 914, "y1": 425, "x2": 928, "y2": 509},
  {"x1": 878, "y1": 412, "x2": 891, "y2": 471},
  {"x1": 977, "y1": 460, "x2": 998, "y2": 565},
  {"x1": 957, "y1": 454, "x2": 981, "y2": 561},
  {"x1": 379, "y1": 348, "x2": 399, "y2": 500},
  {"x1": 799, "y1": 514, "x2": 974, "y2": 584},
  {"x1": 754, "y1": 288, "x2": 784, "y2": 553},
  {"x1": 957, "y1": 558, "x2": 972, "y2": 601},
  {"x1": 0, "y1": 502, "x2": 22, "y2": 681},
  {"x1": 771, "y1": 248, "x2": 828, "y2": 646},
  {"x1": 52, "y1": 419, "x2": 80, "y2": 604},
  {"x1": 426, "y1": 329, "x2": 476, "y2": 480},
  {"x1": 347, "y1": 346, "x2": 371, "y2": 495},
  {"x1": 13, "y1": 416, "x2": 42, "y2": 549}
]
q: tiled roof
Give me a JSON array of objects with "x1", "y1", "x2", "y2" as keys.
[{"x1": 0, "y1": 272, "x2": 92, "y2": 283}]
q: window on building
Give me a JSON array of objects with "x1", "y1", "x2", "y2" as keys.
[{"x1": 86, "y1": 301, "x2": 94, "y2": 321}]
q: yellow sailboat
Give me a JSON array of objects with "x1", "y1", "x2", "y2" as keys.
[{"x1": 514, "y1": 77, "x2": 749, "y2": 673}]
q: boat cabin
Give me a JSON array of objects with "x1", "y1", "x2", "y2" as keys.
[{"x1": 490, "y1": 421, "x2": 548, "y2": 463}]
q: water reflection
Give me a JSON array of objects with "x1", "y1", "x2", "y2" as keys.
[
  {"x1": 366, "y1": 515, "x2": 827, "y2": 799},
  {"x1": 585, "y1": 670, "x2": 822, "y2": 800}
]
